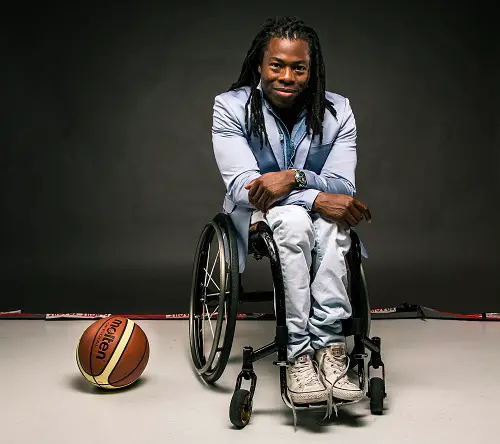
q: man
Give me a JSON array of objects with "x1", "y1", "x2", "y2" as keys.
[{"x1": 211, "y1": 16, "x2": 372, "y2": 410}]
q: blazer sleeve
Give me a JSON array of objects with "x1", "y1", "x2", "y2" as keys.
[
  {"x1": 278, "y1": 97, "x2": 358, "y2": 209},
  {"x1": 212, "y1": 94, "x2": 260, "y2": 209}
]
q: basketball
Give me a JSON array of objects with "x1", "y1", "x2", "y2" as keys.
[{"x1": 76, "y1": 315, "x2": 149, "y2": 389}]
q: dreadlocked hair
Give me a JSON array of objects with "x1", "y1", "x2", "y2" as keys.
[{"x1": 229, "y1": 16, "x2": 336, "y2": 149}]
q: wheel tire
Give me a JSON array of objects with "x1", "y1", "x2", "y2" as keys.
[
  {"x1": 359, "y1": 263, "x2": 371, "y2": 338},
  {"x1": 229, "y1": 389, "x2": 253, "y2": 428},
  {"x1": 369, "y1": 377, "x2": 385, "y2": 415},
  {"x1": 188, "y1": 213, "x2": 240, "y2": 384},
  {"x1": 348, "y1": 262, "x2": 370, "y2": 370}
]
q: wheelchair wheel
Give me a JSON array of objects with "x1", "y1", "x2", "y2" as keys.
[
  {"x1": 369, "y1": 377, "x2": 385, "y2": 414},
  {"x1": 189, "y1": 213, "x2": 240, "y2": 384},
  {"x1": 229, "y1": 389, "x2": 253, "y2": 428}
]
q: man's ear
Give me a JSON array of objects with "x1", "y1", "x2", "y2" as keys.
[{"x1": 258, "y1": 65, "x2": 261, "y2": 75}]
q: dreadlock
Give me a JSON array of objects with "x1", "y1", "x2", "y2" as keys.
[{"x1": 229, "y1": 16, "x2": 336, "y2": 149}]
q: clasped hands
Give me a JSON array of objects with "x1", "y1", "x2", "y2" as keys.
[{"x1": 244, "y1": 170, "x2": 372, "y2": 229}]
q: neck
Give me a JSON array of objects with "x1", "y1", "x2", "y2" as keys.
[{"x1": 272, "y1": 100, "x2": 304, "y2": 126}]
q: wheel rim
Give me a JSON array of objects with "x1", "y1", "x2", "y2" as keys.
[
  {"x1": 189, "y1": 221, "x2": 231, "y2": 375},
  {"x1": 241, "y1": 395, "x2": 251, "y2": 423}
]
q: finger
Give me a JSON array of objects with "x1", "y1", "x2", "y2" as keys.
[
  {"x1": 247, "y1": 182, "x2": 260, "y2": 202},
  {"x1": 252, "y1": 186, "x2": 266, "y2": 208},
  {"x1": 353, "y1": 200, "x2": 372, "y2": 223},
  {"x1": 345, "y1": 211, "x2": 359, "y2": 228},
  {"x1": 244, "y1": 179, "x2": 257, "y2": 190},
  {"x1": 259, "y1": 196, "x2": 272, "y2": 212},
  {"x1": 356, "y1": 202, "x2": 371, "y2": 222},
  {"x1": 349, "y1": 205, "x2": 364, "y2": 223},
  {"x1": 255, "y1": 190, "x2": 270, "y2": 212},
  {"x1": 262, "y1": 196, "x2": 276, "y2": 213}
]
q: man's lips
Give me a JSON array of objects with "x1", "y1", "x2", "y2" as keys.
[{"x1": 274, "y1": 88, "x2": 298, "y2": 97}]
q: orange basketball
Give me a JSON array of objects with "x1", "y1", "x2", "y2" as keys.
[{"x1": 76, "y1": 316, "x2": 149, "y2": 389}]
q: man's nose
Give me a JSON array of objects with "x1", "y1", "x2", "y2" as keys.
[{"x1": 279, "y1": 67, "x2": 295, "y2": 84}]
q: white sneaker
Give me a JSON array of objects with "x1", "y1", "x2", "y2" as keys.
[
  {"x1": 286, "y1": 354, "x2": 329, "y2": 405},
  {"x1": 315, "y1": 343, "x2": 364, "y2": 402}
]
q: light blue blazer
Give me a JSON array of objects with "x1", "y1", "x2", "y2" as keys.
[{"x1": 212, "y1": 85, "x2": 367, "y2": 272}]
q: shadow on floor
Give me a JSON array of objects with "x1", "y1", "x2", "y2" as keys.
[
  {"x1": 247, "y1": 403, "x2": 369, "y2": 432},
  {"x1": 184, "y1": 348, "x2": 234, "y2": 394},
  {"x1": 67, "y1": 373, "x2": 150, "y2": 394}
]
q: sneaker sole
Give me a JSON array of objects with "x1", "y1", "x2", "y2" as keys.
[
  {"x1": 288, "y1": 389, "x2": 329, "y2": 404},
  {"x1": 325, "y1": 383, "x2": 364, "y2": 402}
]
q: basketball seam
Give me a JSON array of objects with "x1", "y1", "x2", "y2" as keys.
[
  {"x1": 95, "y1": 317, "x2": 130, "y2": 380},
  {"x1": 91, "y1": 317, "x2": 130, "y2": 382},
  {"x1": 89, "y1": 317, "x2": 109, "y2": 387},
  {"x1": 110, "y1": 339, "x2": 149, "y2": 386},
  {"x1": 106, "y1": 323, "x2": 136, "y2": 384}
]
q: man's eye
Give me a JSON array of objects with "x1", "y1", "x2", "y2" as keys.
[
  {"x1": 296, "y1": 66, "x2": 306, "y2": 71},
  {"x1": 271, "y1": 63, "x2": 281, "y2": 68}
]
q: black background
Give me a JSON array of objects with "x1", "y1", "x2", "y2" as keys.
[{"x1": 2, "y1": 0, "x2": 498, "y2": 314}]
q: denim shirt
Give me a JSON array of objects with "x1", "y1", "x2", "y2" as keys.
[
  {"x1": 257, "y1": 82, "x2": 308, "y2": 171},
  {"x1": 277, "y1": 117, "x2": 307, "y2": 170}
]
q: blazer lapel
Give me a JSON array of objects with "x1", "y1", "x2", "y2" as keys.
[
  {"x1": 262, "y1": 106, "x2": 284, "y2": 170},
  {"x1": 291, "y1": 126, "x2": 313, "y2": 170}
]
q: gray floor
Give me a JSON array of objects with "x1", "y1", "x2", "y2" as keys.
[{"x1": 1, "y1": 318, "x2": 498, "y2": 443}]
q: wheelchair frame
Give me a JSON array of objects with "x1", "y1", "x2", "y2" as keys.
[{"x1": 189, "y1": 212, "x2": 386, "y2": 428}]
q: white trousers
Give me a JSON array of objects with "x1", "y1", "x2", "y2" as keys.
[{"x1": 251, "y1": 205, "x2": 352, "y2": 362}]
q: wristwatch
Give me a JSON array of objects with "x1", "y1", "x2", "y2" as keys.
[{"x1": 293, "y1": 169, "x2": 307, "y2": 188}]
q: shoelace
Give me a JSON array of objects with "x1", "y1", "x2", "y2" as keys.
[
  {"x1": 317, "y1": 352, "x2": 352, "y2": 420},
  {"x1": 282, "y1": 358, "x2": 335, "y2": 430},
  {"x1": 291, "y1": 360, "x2": 321, "y2": 387},
  {"x1": 323, "y1": 351, "x2": 351, "y2": 385}
]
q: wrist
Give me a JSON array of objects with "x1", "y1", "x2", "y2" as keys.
[{"x1": 312, "y1": 192, "x2": 325, "y2": 212}]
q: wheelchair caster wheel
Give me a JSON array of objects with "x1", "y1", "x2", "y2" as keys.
[
  {"x1": 369, "y1": 377, "x2": 385, "y2": 415},
  {"x1": 230, "y1": 389, "x2": 253, "y2": 428}
]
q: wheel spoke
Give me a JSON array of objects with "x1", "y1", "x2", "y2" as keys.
[
  {"x1": 204, "y1": 247, "x2": 220, "y2": 289},
  {"x1": 203, "y1": 266, "x2": 220, "y2": 292},
  {"x1": 208, "y1": 303, "x2": 220, "y2": 338},
  {"x1": 203, "y1": 291, "x2": 223, "y2": 298},
  {"x1": 203, "y1": 243, "x2": 211, "y2": 290},
  {"x1": 204, "y1": 300, "x2": 215, "y2": 337}
]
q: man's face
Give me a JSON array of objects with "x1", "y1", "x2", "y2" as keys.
[{"x1": 258, "y1": 37, "x2": 311, "y2": 109}]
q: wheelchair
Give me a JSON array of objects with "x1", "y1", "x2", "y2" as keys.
[{"x1": 189, "y1": 212, "x2": 386, "y2": 428}]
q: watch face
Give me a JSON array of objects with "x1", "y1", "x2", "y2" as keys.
[{"x1": 296, "y1": 170, "x2": 306, "y2": 187}]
